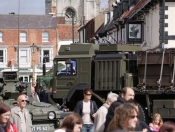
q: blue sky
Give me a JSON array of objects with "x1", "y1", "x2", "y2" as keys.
[
  {"x1": 101, "y1": 0, "x2": 108, "y2": 9},
  {"x1": 0, "y1": 0, "x2": 108, "y2": 14},
  {"x1": 0, "y1": 0, "x2": 45, "y2": 14}
]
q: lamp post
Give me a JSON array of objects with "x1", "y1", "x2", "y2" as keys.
[
  {"x1": 18, "y1": 0, "x2": 20, "y2": 77},
  {"x1": 43, "y1": 57, "x2": 46, "y2": 76},
  {"x1": 65, "y1": 12, "x2": 75, "y2": 43},
  {"x1": 30, "y1": 43, "x2": 37, "y2": 86},
  {"x1": 72, "y1": 13, "x2": 74, "y2": 44}
]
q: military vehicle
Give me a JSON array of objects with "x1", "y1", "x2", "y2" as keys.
[
  {"x1": 0, "y1": 71, "x2": 72, "y2": 132},
  {"x1": 42, "y1": 43, "x2": 175, "y2": 122}
]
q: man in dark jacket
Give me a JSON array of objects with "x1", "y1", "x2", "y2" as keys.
[{"x1": 104, "y1": 87, "x2": 135, "y2": 132}]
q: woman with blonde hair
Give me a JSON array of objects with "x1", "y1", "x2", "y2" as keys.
[
  {"x1": 149, "y1": 113, "x2": 163, "y2": 132},
  {"x1": 107, "y1": 103, "x2": 139, "y2": 132}
]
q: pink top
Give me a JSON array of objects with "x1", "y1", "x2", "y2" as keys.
[{"x1": 149, "y1": 123, "x2": 160, "y2": 132}]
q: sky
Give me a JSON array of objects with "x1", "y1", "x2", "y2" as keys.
[
  {"x1": 0, "y1": 0, "x2": 45, "y2": 14},
  {"x1": 0, "y1": 0, "x2": 108, "y2": 15},
  {"x1": 101, "y1": 0, "x2": 108, "y2": 9}
]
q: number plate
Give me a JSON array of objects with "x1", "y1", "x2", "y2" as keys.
[{"x1": 32, "y1": 126, "x2": 48, "y2": 131}]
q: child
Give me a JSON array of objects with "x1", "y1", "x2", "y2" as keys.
[{"x1": 149, "y1": 113, "x2": 163, "y2": 132}]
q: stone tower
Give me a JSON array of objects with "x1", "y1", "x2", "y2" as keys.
[
  {"x1": 52, "y1": 0, "x2": 100, "y2": 24},
  {"x1": 45, "y1": 0, "x2": 52, "y2": 15}
]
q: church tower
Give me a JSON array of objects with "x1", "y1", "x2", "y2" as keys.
[{"x1": 52, "y1": 0, "x2": 100, "y2": 24}]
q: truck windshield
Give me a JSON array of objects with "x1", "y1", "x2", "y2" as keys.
[{"x1": 57, "y1": 60, "x2": 77, "y2": 76}]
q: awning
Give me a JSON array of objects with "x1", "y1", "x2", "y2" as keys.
[
  {"x1": 119, "y1": 0, "x2": 152, "y2": 21},
  {"x1": 129, "y1": 0, "x2": 151, "y2": 19}
]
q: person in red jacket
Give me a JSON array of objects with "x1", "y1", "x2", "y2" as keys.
[{"x1": 0, "y1": 103, "x2": 18, "y2": 132}]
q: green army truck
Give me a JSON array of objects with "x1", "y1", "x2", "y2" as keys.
[
  {"x1": 50, "y1": 43, "x2": 148, "y2": 121},
  {"x1": 41, "y1": 43, "x2": 175, "y2": 122}
]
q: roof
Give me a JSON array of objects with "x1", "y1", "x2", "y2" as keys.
[
  {"x1": 95, "y1": 23, "x2": 107, "y2": 37},
  {"x1": 119, "y1": 0, "x2": 151, "y2": 21},
  {"x1": 0, "y1": 15, "x2": 57, "y2": 29},
  {"x1": 85, "y1": 18, "x2": 95, "y2": 28},
  {"x1": 105, "y1": 19, "x2": 116, "y2": 31},
  {"x1": 96, "y1": 19, "x2": 116, "y2": 38}
]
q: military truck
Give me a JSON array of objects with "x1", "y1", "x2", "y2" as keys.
[
  {"x1": 0, "y1": 71, "x2": 72, "y2": 132},
  {"x1": 47, "y1": 43, "x2": 175, "y2": 122}
]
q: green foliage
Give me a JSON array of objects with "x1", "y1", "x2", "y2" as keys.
[{"x1": 37, "y1": 65, "x2": 65, "y2": 87}]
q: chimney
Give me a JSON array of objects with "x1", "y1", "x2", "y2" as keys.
[
  {"x1": 52, "y1": 6, "x2": 56, "y2": 16},
  {"x1": 108, "y1": 0, "x2": 116, "y2": 10}
]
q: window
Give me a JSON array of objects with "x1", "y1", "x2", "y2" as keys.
[
  {"x1": 0, "y1": 49, "x2": 7, "y2": 63},
  {"x1": 0, "y1": 50, "x2": 3, "y2": 62},
  {"x1": 122, "y1": 28, "x2": 126, "y2": 44},
  {"x1": 104, "y1": 12, "x2": 110, "y2": 25},
  {"x1": 19, "y1": 75, "x2": 29, "y2": 82},
  {"x1": 20, "y1": 32, "x2": 27, "y2": 42},
  {"x1": 43, "y1": 50, "x2": 50, "y2": 62},
  {"x1": 0, "y1": 48, "x2": 7, "y2": 68},
  {"x1": 39, "y1": 47, "x2": 53, "y2": 67},
  {"x1": 57, "y1": 60, "x2": 77, "y2": 76},
  {"x1": 18, "y1": 48, "x2": 31, "y2": 67},
  {"x1": 42, "y1": 32, "x2": 49, "y2": 42},
  {"x1": 0, "y1": 32, "x2": 3, "y2": 42},
  {"x1": 20, "y1": 50, "x2": 27, "y2": 63}
]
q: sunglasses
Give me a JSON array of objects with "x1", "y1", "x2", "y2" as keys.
[
  {"x1": 21, "y1": 100, "x2": 27, "y2": 102},
  {"x1": 86, "y1": 94, "x2": 92, "y2": 96},
  {"x1": 130, "y1": 115, "x2": 139, "y2": 119}
]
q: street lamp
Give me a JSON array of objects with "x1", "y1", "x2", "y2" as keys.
[
  {"x1": 65, "y1": 11, "x2": 75, "y2": 43},
  {"x1": 30, "y1": 43, "x2": 37, "y2": 86},
  {"x1": 30, "y1": 43, "x2": 46, "y2": 79},
  {"x1": 18, "y1": 0, "x2": 20, "y2": 77},
  {"x1": 30, "y1": 43, "x2": 37, "y2": 53}
]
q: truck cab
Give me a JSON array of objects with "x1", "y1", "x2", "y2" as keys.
[{"x1": 52, "y1": 44, "x2": 99, "y2": 107}]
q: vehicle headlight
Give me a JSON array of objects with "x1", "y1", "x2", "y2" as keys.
[{"x1": 48, "y1": 112, "x2": 55, "y2": 119}]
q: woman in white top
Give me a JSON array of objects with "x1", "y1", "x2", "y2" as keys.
[
  {"x1": 54, "y1": 113, "x2": 83, "y2": 132},
  {"x1": 74, "y1": 88, "x2": 98, "y2": 132}
]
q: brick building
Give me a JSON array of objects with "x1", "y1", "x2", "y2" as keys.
[{"x1": 0, "y1": 14, "x2": 57, "y2": 82}]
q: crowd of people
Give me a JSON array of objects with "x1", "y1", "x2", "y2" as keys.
[
  {"x1": 54, "y1": 87, "x2": 175, "y2": 132},
  {"x1": 1, "y1": 86, "x2": 175, "y2": 132}
]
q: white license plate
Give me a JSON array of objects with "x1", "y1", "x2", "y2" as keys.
[{"x1": 32, "y1": 126, "x2": 48, "y2": 131}]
